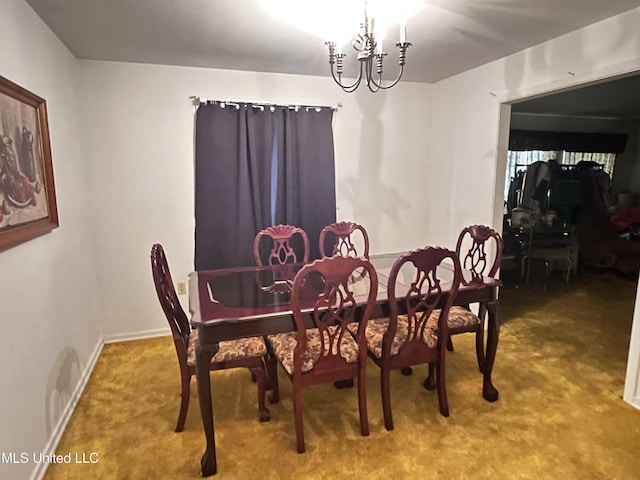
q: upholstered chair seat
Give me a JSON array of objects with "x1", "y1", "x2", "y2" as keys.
[
  {"x1": 348, "y1": 314, "x2": 439, "y2": 358},
  {"x1": 267, "y1": 326, "x2": 359, "y2": 375},
  {"x1": 187, "y1": 330, "x2": 268, "y2": 366},
  {"x1": 442, "y1": 306, "x2": 481, "y2": 330}
]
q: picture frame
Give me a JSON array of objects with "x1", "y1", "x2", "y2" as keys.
[{"x1": 0, "y1": 74, "x2": 58, "y2": 251}]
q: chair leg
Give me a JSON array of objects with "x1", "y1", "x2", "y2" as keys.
[
  {"x1": 446, "y1": 337, "x2": 454, "y2": 352},
  {"x1": 249, "y1": 364, "x2": 270, "y2": 422},
  {"x1": 474, "y1": 330, "x2": 486, "y2": 374},
  {"x1": 293, "y1": 383, "x2": 305, "y2": 453},
  {"x1": 475, "y1": 308, "x2": 487, "y2": 374},
  {"x1": 380, "y1": 367, "x2": 393, "y2": 431},
  {"x1": 424, "y1": 363, "x2": 436, "y2": 390},
  {"x1": 175, "y1": 373, "x2": 191, "y2": 432},
  {"x1": 267, "y1": 353, "x2": 279, "y2": 404},
  {"x1": 522, "y1": 256, "x2": 530, "y2": 284},
  {"x1": 262, "y1": 338, "x2": 273, "y2": 391},
  {"x1": 543, "y1": 260, "x2": 550, "y2": 292},
  {"x1": 436, "y1": 359, "x2": 450, "y2": 418},
  {"x1": 357, "y1": 363, "x2": 369, "y2": 437}
]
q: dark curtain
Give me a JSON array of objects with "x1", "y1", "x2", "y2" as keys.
[
  {"x1": 194, "y1": 103, "x2": 275, "y2": 269},
  {"x1": 278, "y1": 108, "x2": 336, "y2": 260},
  {"x1": 509, "y1": 129, "x2": 627, "y2": 153},
  {"x1": 195, "y1": 104, "x2": 336, "y2": 269}
]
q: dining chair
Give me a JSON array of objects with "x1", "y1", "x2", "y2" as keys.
[
  {"x1": 253, "y1": 224, "x2": 310, "y2": 266},
  {"x1": 319, "y1": 221, "x2": 370, "y2": 258},
  {"x1": 265, "y1": 255, "x2": 379, "y2": 453},
  {"x1": 150, "y1": 244, "x2": 271, "y2": 432},
  {"x1": 523, "y1": 244, "x2": 577, "y2": 290},
  {"x1": 252, "y1": 224, "x2": 310, "y2": 384},
  {"x1": 353, "y1": 247, "x2": 461, "y2": 430},
  {"x1": 425, "y1": 225, "x2": 502, "y2": 389},
  {"x1": 521, "y1": 228, "x2": 579, "y2": 291}
]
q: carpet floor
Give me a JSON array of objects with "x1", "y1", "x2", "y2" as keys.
[{"x1": 45, "y1": 273, "x2": 640, "y2": 479}]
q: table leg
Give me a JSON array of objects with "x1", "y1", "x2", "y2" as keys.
[
  {"x1": 196, "y1": 337, "x2": 219, "y2": 476},
  {"x1": 483, "y1": 299, "x2": 500, "y2": 402}
]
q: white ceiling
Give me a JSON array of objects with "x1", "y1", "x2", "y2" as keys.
[
  {"x1": 25, "y1": 0, "x2": 640, "y2": 83},
  {"x1": 511, "y1": 73, "x2": 640, "y2": 121}
]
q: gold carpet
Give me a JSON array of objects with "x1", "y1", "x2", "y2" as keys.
[{"x1": 45, "y1": 274, "x2": 640, "y2": 479}]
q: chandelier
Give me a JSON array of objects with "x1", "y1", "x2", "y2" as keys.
[{"x1": 325, "y1": 2, "x2": 411, "y2": 93}]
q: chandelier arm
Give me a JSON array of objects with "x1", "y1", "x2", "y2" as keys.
[
  {"x1": 368, "y1": 42, "x2": 411, "y2": 90},
  {"x1": 330, "y1": 61, "x2": 364, "y2": 92},
  {"x1": 369, "y1": 65, "x2": 405, "y2": 90},
  {"x1": 365, "y1": 60, "x2": 380, "y2": 93},
  {"x1": 368, "y1": 77, "x2": 382, "y2": 93},
  {"x1": 345, "y1": 61, "x2": 367, "y2": 93},
  {"x1": 342, "y1": 77, "x2": 363, "y2": 94},
  {"x1": 345, "y1": 76, "x2": 364, "y2": 93}
]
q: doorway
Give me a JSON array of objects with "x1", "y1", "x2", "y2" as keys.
[{"x1": 495, "y1": 72, "x2": 640, "y2": 409}]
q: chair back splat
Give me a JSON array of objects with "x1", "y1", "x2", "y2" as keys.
[
  {"x1": 455, "y1": 224, "x2": 503, "y2": 281},
  {"x1": 386, "y1": 248, "x2": 462, "y2": 362},
  {"x1": 292, "y1": 256, "x2": 378, "y2": 375},
  {"x1": 319, "y1": 221, "x2": 370, "y2": 259},
  {"x1": 254, "y1": 224, "x2": 310, "y2": 266},
  {"x1": 151, "y1": 244, "x2": 190, "y2": 364}
]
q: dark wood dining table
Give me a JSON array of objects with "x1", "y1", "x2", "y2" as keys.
[{"x1": 188, "y1": 252, "x2": 502, "y2": 476}]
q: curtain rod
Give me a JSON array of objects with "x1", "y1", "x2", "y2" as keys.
[{"x1": 190, "y1": 96, "x2": 341, "y2": 112}]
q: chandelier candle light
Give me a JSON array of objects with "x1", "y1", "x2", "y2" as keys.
[{"x1": 325, "y1": 1, "x2": 411, "y2": 93}]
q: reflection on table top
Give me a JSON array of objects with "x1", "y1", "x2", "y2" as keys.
[{"x1": 189, "y1": 252, "x2": 501, "y2": 326}]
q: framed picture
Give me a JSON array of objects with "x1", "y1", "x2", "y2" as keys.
[{"x1": 0, "y1": 74, "x2": 58, "y2": 251}]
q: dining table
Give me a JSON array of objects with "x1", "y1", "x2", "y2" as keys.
[{"x1": 188, "y1": 252, "x2": 502, "y2": 476}]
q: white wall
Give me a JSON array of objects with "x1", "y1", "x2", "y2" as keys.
[
  {"x1": 0, "y1": 1, "x2": 103, "y2": 479},
  {"x1": 431, "y1": 8, "x2": 640, "y2": 408},
  {"x1": 77, "y1": 62, "x2": 433, "y2": 339}
]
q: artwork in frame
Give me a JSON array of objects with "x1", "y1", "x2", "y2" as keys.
[{"x1": 0, "y1": 74, "x2": 58, "y2": 251}]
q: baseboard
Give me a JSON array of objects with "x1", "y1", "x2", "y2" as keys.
[
  {"x1": 103, "y1": 327, "x2": 171, "y2": 344},
  {"x1": 631, "y1": 395, "x2": 640, "y2": 411},
  {"x1": 31, "y1": 339, "x2": 104, "y2": 480}
]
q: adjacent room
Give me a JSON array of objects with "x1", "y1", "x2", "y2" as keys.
[
  {"x1": 503, "y1": 73, "x2": 640, "y2": 285},
  {"x1": 1, "y1": 1, "x2": 640, "y2": 479}
]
